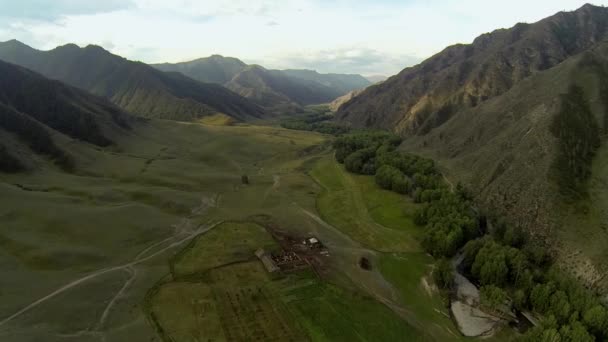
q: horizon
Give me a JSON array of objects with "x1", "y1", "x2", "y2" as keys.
[{"x1": 0, "y1": 1, "x2": 606, "y2": 76}]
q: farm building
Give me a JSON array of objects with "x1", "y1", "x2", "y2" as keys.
[
  {"x1": 255, "y1": 248, "x2": 279, "y2": 273},
  {"x1": 303, "y1": 237, "x2": 323, "y2": 249}
]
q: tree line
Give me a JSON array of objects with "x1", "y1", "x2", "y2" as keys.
[
  {"x1": 334, "y1": 131, "x2": 608, "y2": 341},
  {"x1": 281, "y1": 112, "x2": 351, "y2": 135}
]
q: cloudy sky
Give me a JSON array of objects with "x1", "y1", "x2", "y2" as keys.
[{"x1": 0, "y1": 1, "x2": 605, "y2": 76}]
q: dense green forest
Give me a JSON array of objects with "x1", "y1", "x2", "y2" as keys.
[
  {"x1": 280, "y1": 109, "x2": 351, "y2": 135},
  {"x1": 333, "y1": 131, "x2": 608, "y2": 341}
]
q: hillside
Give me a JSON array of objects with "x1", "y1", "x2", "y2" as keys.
[
  {"x1": 225, "y1": 65, "x2": 347, "y2": 112},
  {"x1": 399, "y1": 39, "x2": 608, "y2": 290},
  {"x1": 0, "y1": 41, "x2": 265, "y2": 121},
  {"x1": 0, "y1": 60, "x2": 132, "y2": 172},
  {"x1": 329, "y1": 89, "x2": 365, "y2": 112},
  {"x1": 152, "y1": 55, "x2": 371, "y2": 113},
  {"x1": 280, "y1": 69, "x2": 371, "y2": 95},
  {"x1": 153, "y1": 55, "x2": 247, "y2": 84},
  {"x1": 337, "y1": 4, "x2": 608, "y2": 135}
]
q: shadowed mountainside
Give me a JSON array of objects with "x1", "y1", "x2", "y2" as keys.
[
  {"x1": 0, "y1": 41, "x2": 265, "y2": 121},
  {"x1": 0, "y1": 60, "x2": 134, "y2": 172}
]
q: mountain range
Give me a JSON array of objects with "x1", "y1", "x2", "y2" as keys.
[
  {"x1": 154, "y1": 56, "x2": 371, "y2": 113},
  {"x1": 0, "y1": 40, "x2": 265, "y2": 122}
]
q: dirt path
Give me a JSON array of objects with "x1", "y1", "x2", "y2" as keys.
[
  {"x1": 96, "y1": 266, "x2": 136, "y2": 332},
  {"x1": 0, "y1": 221, "x2": 222, "y2": 328},
  {"x1": 442, "y1": 174, "x2": 454, "y2": 192}
]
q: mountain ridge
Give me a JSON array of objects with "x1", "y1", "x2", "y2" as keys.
[
  {"x1": 336, "y1": 4, "x2": 608, "y2": 135},
  {"x1": 0, "y1": 41, "x2": 266, "y2": 121},
  {"x1": 153, "y1": 55, "x2": 371, "y2": 112}
]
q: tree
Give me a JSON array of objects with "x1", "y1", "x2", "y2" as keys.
[
  {"x1": 480, "y1": 285, "x2": 508, "y2": 310},
  {"x1": 583, "y1": 305, "x2": 608, "y2": 337},
  {"x1": 559, "y1": 321, "x2": 595, "y2": 342},
  {"x1": 433, "y1": 259, "x2": 454, "y2": 289},
  {"x1": 375, "y1": 165, "x2": 402, "y2": 190},
  {"x1": 391, "y1": 175, "x2": 411, "y2": 194}
]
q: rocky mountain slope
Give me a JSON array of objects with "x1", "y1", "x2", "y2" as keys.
[
  {"x1": 329, "y1": 89, "x2": 365, "y2": 112},
  {"x1": 0, "y1": 60, "x2": 133, "y2": 172},
  {"x1": 153, "y1": 56, "x2": 371, "y2": 112},
  {"x1": 0, "y1": 41, "x2": 265, "y2": 121},
  {"x1": 337, "y1": 4, "x2": 608, "y2": 135}
]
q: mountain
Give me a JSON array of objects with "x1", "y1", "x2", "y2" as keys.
[
  {"x1": 337, "y1": 4, "x2": 608, "y2": 289},
  {"x1": 0, "y1": 60, "x2": 133, "y2": 172},
  {"x1": 0, "y1": 41, "x2": 265, "y2": 121},
  {"x1": 365, "y1": 75, "x2": 388, "y2": 83},
  {"x1": 152, "y1": 55, "x2": 371, "y2": 112},
  {"x1": 280, "y1": 69, "x2": 371, "y2": 95},
  {"x1": 329, "y1": 89, "x2": 365, "y2": 112},
  {"x1": 224, "y1": 65, "x2": 346, "y2": 112},
  {"x1": 153, "y1": 55, "x2": 247, "y2": 84},
  {"x1": 336, "y1": 4, "x2": 608, "y2": 135}
]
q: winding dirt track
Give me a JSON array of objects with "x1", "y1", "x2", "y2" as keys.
[{"x1": 0, "y1": 221, "x2": 222, "y2": 328}]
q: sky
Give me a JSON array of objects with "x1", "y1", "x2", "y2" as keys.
[{"x1": 0, "y1": 1, "x2": 606, "y2": 76}]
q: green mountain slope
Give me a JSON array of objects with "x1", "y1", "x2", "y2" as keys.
[
  {"x1": 0, "y1": 60, "x2": 133, "y2": 172},
  {"x1": 0, "y1": 41, "x2": 265, "y2": 121},
  {"x1": 336, "y1": 4, "x2": 608, "y2": 135}
]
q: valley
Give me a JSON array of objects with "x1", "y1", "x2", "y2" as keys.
[
  {"x1": 0, "y1": 119, "x2": 474, "y2": 341},
  {"x1": 0, "y1": 115, "x2": 525, "y2": 341}
]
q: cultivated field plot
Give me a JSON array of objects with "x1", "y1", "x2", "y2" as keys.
[{"x1": 150, "y1": 261, "x2": 307, "y2": 342}]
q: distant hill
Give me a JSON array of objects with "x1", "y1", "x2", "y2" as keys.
[
  {"x1": 365, "y1": 75, "x2": 388, "y2": 83},
  {"x1": 337, "y1": 4, "x2": 608, "y2": 135},
  {"x1": 0, "y1": 41, "x2": 265, "y2": 121},
  {"x1": 152, "y1": 56, "x2": 371, "y2": 113},
  {"x1": 280, "y1": 69, "x2": 371, "y2": 95},
  {"x1": 153, "y1": 55, "x2": 247, "y2": 84},
  {"x1": 225, "y1": 65, "x2": 347, "y2": 112},
  {"x1": 0, "y1": 60, "x2": 133, "y2": 172}
]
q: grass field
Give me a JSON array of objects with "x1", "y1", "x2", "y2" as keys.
[
  {"x1": 170, "y1": 221, "x2": 277, "y2": 278},
  {"x1": 310, "y1": 156, "x2": 420, "y2": 252}
]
